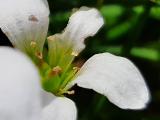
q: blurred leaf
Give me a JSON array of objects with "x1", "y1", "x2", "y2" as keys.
[
  {"x1": 133, "y1": 5, "x2": 145, "y2": 15},
  {"x1": 130, "y1": 47, "x2": 160, "y2": 61},
  {"x1": 146, "y1": 41, "x2": 160, "y2": 49},
  {"x1": 100, "y1": 5, "x2": 125, "y2": 27},
  {"x1": 150, "y1": 0, "x2": 160, "y2": 4},
  {"x1": 94, "y1": 45, "x2": 160, "y2": 62},
  {"x1": 94, "y1": 96, "x2": 106, "y2": 113},
  {"x1": 106, "y1": 21, "x2": 132, "y2": 40},
  {"x1": 49, "y1": 12, "x2": 70, "y2": 33},
  {"x1": 150, "y1": 6, "x2": 160, "y2": 20},
  {"x1": 94, "y1": 46, "x2": 123, "y2": 55},
  {"x1": 50, "y1": 12, "x2": 70, "y2": 23},
  {"x1": 106, "y1": 6, "x2": 145, "y2": 41}
]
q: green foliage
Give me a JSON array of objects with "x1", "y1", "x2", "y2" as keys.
[
  {"x1": 151, "y1": 0, "x2": 160, "y2": 4},
  {"x1": 100, "y1": 5, "x2": 125, "y2": 27},
  {"x1": 131, "y1": 47, "x2": 160, "y2": 61},
  {"x1": 150, "y1": 6, "x2": 160, "y2": 20}
]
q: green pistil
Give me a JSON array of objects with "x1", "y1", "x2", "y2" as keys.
[{"x1": 41, "y1": 63, "x2": 78, "y2": 96}]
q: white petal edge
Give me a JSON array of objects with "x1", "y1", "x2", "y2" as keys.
[
  {"x1": 62, "y1": 7, "x2": 104, "y2": 53},
  {"x1": 0, "y1": 0, "x2": 49, "y2": 53},
  {"x1": 42, "y1": 97, "x2": 77, "y2": 120},
  {"x1": 73, "y1": 53, "x2": 150, "y2": 110},
  {"x1": 0, "y1": 47, "x2": 42, "y2": 120},
  {"x1": 41, "y1": 89, "x2": 56, "y2": 108}
]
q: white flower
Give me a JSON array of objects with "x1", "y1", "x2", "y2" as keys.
[
  {"x1": 0, "y1": 0, "x2": 150, "y2": 120},
  {"x1": 47, "y1": 6, "x2": 150, "y2": 109}
]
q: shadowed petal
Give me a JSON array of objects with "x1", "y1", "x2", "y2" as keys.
[
  {"x1": 73, "y1": 53, "x2": 150, "y2": 109},
  {"x1": 41, "y1": 90, "x2": 55, "y2": 107},
  {"x1": 0, "y1": 47, "x2": 42, "y2": 120},
  {"x1": 42, "y1": 97, "x2": 77, "y2": 120}
]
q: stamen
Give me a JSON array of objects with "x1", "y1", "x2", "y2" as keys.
[
  {"x1": 35, "y1": 52, "x2": 43, "y2": 60},
  {"x1": 73, "y1": 67, "x2": 80, "y2": 72},
  {"x1": 30, "y1": 41, "x2": 37, "y2": 48},
  {"x1": 47, "y1": 35, "x2": 55, "y2": 41},
  {"x1": 67, "y1": 90, "x2": 75, "y2": 95},
  {"x1": 57, "y1": 89, "x2": 75, "y2": 96},
  {"x1": 71, "y1": 51, "x2": 78, "y2": 56},
  {"x1": 51, "y1": 66, "x2": 62, "y2": 76}
]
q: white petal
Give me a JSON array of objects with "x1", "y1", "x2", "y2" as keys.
[
  {"x1": 73, "y1": 53, "x2": 150, "y2": 109},
  {"x1": 0, "y1": 0, "x2": 49, "y2": 53},
  {"x1": 41, "y1": 89, "x2": 55, "y2": 107},
  {"x1": 42, "y1": 0, "x2": 49, "y2": 8},
  {"x1": 62, "y1": 7, "x2": 104, "y2": 53},
  {"x1": 0, "y1": 47, "x2": 42, "y2": 120},
  {"x1": 42, "y1": 97, "x2": 77, "y2": 120}
]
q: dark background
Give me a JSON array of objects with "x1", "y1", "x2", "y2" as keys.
[{"x1": 0, "y1": 0, "x2": 160, "y2": 120}]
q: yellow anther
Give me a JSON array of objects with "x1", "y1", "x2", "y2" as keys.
[
  {"x1": 73, "y1": 67, "x2": 80, "y2": 72},
  {"x1": 67, "y1": 90, "x2": 75, "y2": 95},
  {"x1": 47, "y1": 35, "x2": 55, "y2": 41},
  {"x1": 35, "y1": 52, "x2": 43, "y2": 60},
  {"x1": 30, "y1": 41, "x2": 37, "y2": 48},
  {"x1": 52, "y1": 66, "x2": 62, "y2": 76},
  {"x1": 58, "y1": 89, "x2": 75, "y2": 96},
  {"x1": 47, "y1": 34, "x2": 60, "y2": 41},
  {"x1": 71, "y1": 51, "x2": 78, "y2": 56}
]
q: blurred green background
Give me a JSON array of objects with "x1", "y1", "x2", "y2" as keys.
[{"x1": 47, "y1": 0, "x2": 160, "y2": 120}]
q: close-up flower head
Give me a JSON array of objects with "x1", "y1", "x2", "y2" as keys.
[{"x1": 0, "y1": 0, "x2": 159, "y2": 120}]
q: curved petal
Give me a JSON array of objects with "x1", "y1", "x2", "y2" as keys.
[
  {"x1": 42, "y1": 97, "x2": 77, "y2": 120},
  {"x1": 0, "y1": 47, "x2": 42, "y2": 120},
  {"x1": 41, "y1": 89, "x2": 55, "y2": 107},
  {"x1": 42, "y1": 0, "x2": 49, "y2": 8},
  {"x1": 73, "y1": 53, "x2": 150, "y2": 109},
  {"x1": 0, "y1": 0, "x2": 49, "y2": 54},
  {"x1": 61, "y1": 7, "x2": 104, "y2": 53}
]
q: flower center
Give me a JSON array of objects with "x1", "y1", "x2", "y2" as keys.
[{"x1": 31, "y1": 35, "x2": 79, "y2": 96}]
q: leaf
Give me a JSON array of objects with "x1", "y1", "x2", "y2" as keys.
[
  {"x1": 131, "y1": 47, "x2": 160, "y2": 62},
  {"x1": 100, "y1": 5, "x2": 125, "y2": 27},
  {"x1": 150, "y1": 6, "x2": 160, "y2": 20}
]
